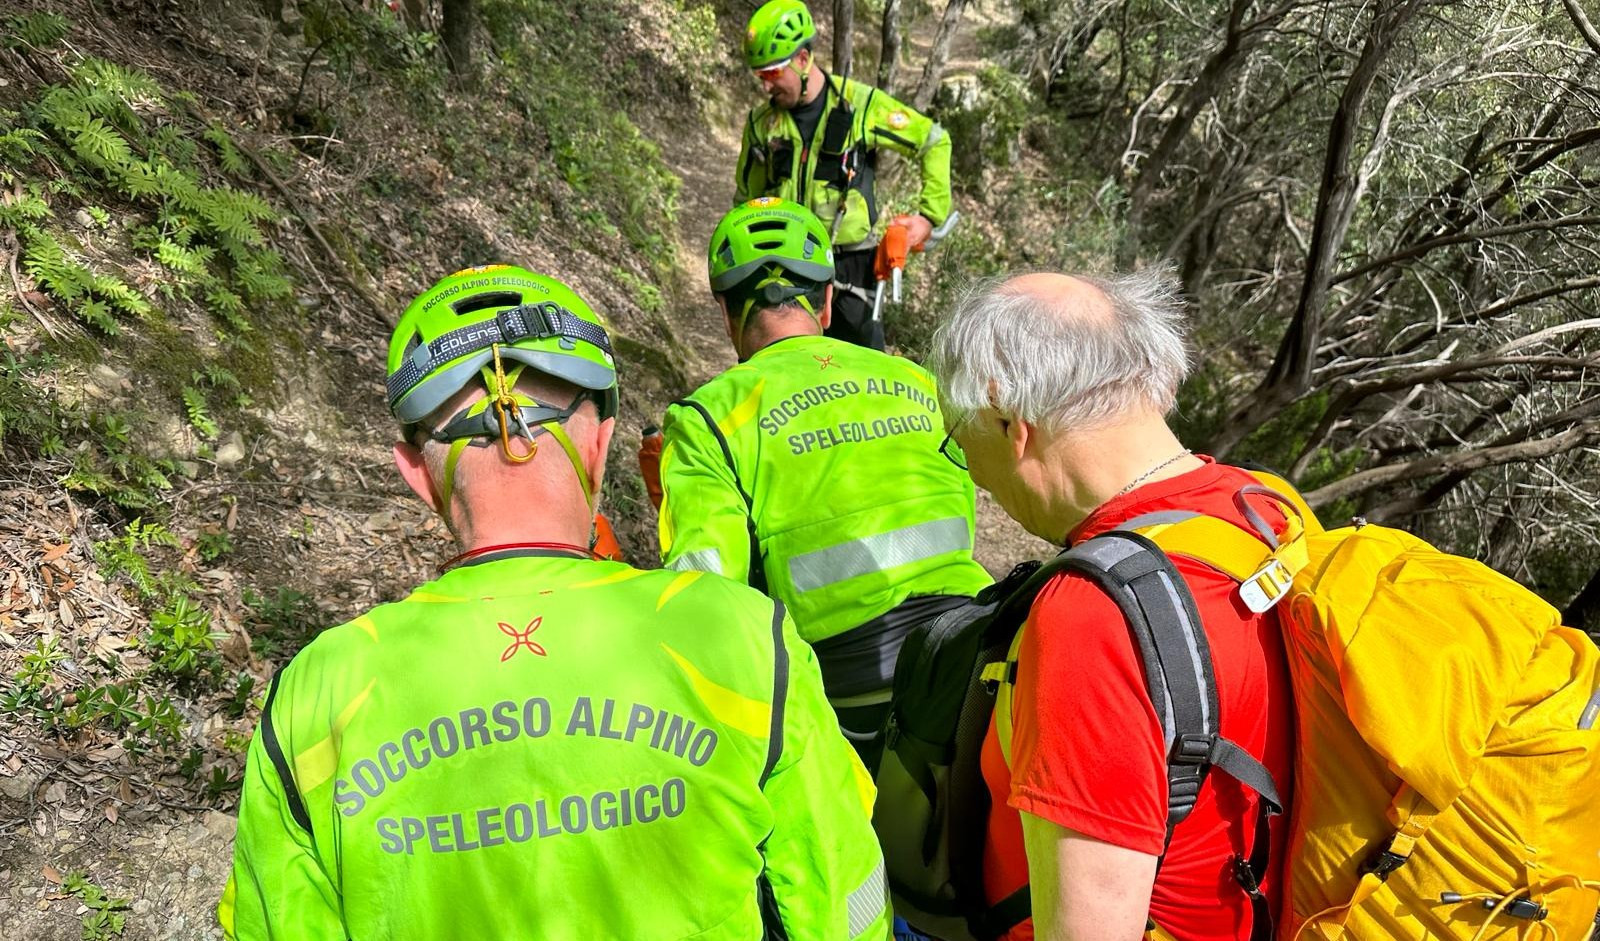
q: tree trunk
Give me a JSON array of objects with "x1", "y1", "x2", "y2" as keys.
[
  {"x1": 912, "y1": 0, "x2": 969, "y2": 110},
  {"x1": 1207, "y1": 0, "x2": 1426, "y2": 458},
  {"x1": 401, "y1": 0, "x2": 426, "y2": 31},
  {"x1": 833, "y1": 0, "x2": 854, "y2": 79},
  {"x1": 442, "y1": 0, "x2": 476, "y2": 84},
  {"x1": 879, "y1": 0, "x2": 902, "y2": 93}
]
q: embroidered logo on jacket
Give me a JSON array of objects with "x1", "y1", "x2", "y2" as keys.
[{"x1": 498, "y1": 617, "x2": 548, "y2": 661}]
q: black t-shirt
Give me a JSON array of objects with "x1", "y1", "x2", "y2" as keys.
[{"x1": 790, "y1": 80, "x2": 828, "y2": 148}]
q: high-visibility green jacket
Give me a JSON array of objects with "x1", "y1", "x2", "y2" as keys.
[
  {"x1": 658, "y1": 335, "x2": 991, "y2": 651},
  {"x1": 219, "y1": 552, "x2": 891, "y2": 941},
  {"x1": 735, "y1": 74, "x2": 951, "y2": 250}
]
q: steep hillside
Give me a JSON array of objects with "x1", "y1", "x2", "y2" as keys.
[
  {"x1": 0, "y1": 1, "x2": 1047, "y2": 936},
  {"x1": 0, "y1": 0, "x2": 722, "y2": 935}
]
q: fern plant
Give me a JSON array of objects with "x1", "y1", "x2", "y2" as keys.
[
  {"x1": 180, "y1": 385, "x2": 218, "y2": 438},
  {"x1": 0, "y1": 184, "x2": 52, "y2": 229},
  {"x1": 25, "y1": 57, "x2": 291, "y2": 333},
  {"x1": 22, "y1": 231, "x2": 152, "y2": 333},
  {"x1": 2, "y1": 12, "x2": 72, "y2": 49},
  {"x1": 203, "y1": 124, "x2": 249, "y2": 176}
]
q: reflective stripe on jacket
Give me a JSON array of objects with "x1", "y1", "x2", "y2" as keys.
[
  {"x1": 220, "y1": 554, "x2": 891, "y2": 941},
  {"x1": 658, "y1": 335, "x2": 991, "y2": 645}
]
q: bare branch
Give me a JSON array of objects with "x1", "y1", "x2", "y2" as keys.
[
  {"x1": 1305, "y1": 420, "x2": 1600, "y2": 508},
  {"x1": 1210, "y1": 0, "x2": 1429, "y2": 457},
  {"x1": 1332, "y1": 214, "x2": 1600, "y2": 284}
]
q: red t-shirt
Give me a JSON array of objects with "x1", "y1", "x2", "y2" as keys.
[{"x1": 980, "y1": 458, "x2": 1295, "y2": 940}]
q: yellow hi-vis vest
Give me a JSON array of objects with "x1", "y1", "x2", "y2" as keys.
[{"x1": 658, "y1": 334, "x2": 991, "y2": 647}]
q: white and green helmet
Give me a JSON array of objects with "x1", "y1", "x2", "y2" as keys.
[
  {"x1": 386, "y1": 266, "x2": 619, "y2": 515},
  {"x1": 708, "y1": 197, "x2": 834, "y2": 320}
]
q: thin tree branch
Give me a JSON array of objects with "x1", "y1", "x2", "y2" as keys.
[
  {"x1": 1332, "y1": 214, "x2": 1600, "y2": 284},
  {"x1": 1305, "y1": 419, "x2": 1600, "y2": 508}
]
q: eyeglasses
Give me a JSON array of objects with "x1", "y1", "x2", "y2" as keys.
[
  {"x1": 752, "y1": 57, "x2": 792, "y2": 81},
  {"x1": 938, "y1": 429, "x2": 967, "y2": 470}
]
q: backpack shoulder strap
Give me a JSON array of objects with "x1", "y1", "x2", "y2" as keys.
[
  {"x1": 991, "y1": 532, "x2": 1268, "y2": 825},
  {"x1": 1245, "y1": 468, "x2": 1322, "y2": 532},
  {"x1": 986, "y1": 532, "x2": 1283, "y2": 941}
]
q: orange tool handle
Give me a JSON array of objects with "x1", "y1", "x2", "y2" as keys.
[
  {"x1": 639, "y1": 424, "x2": 664, "y2": 511},
  {"x1": 874, "y1": 221, "x2": 910, "y2": 284},
  {"x1": 592, "y1": 512, "x2": 625, "y2": 562}
]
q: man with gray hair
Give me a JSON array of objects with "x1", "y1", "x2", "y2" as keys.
[{"x1": 929, "y1": 270, "x2": 1293, "y2": 941}]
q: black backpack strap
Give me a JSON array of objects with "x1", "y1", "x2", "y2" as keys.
[
  {"x1": 670, "y1": 398, "x2": 768, "y2": 595},
  {"x1": 969, "y1": 886, "x2": 1031, "y2": 941},
  {"x1": 1051, "y1": 532, "x2": 1281, "y2": 941}
]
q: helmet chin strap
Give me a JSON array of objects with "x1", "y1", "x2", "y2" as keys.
[{"x1": 435, "y1": 346, "x2": 598, "y2": 526}]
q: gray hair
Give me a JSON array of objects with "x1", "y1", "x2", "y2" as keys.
[{"x1": 928, "y1": 267, "x2": 1191, "y2": 431}]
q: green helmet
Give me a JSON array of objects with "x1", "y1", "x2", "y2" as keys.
[
  {"x1": 708, "y1": 198, "x2": 834, "y2": 318},
  {"x1": 387, "y1": 265, "x2": 618, "y2": 426},
  {"x1": 386, "y1": 266, "x2": 619, "y2": 519},
  {"x1": 744, "y1": 0, "x2": 815, "y2": 68}
]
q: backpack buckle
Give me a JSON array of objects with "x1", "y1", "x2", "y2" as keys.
[
  {"x1": 980, "y1": 660, "x2": 1014, "y2": 695},
  {"x1": 1171, "y1": 732, "x2": 1214, "y2": 766},
  {"x1": 1239, "y1": 558, "x2": 1291, "y2": 613},
  {"x1": 1358, "y1": 844, "x2": 1410, "y2": 881}
]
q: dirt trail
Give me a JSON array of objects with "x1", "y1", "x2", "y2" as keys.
[{"x1": 657, "y1": 53, "x2": 1053, "y2": 578}]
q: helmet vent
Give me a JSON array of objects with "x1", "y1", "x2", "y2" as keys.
[{"x1": 451, "y1": 291, "x2": 521, "y2": 316}]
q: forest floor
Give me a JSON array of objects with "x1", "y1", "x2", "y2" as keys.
[{"x1": 0, "y1": 2, "x2": 1047, "y2": 938}]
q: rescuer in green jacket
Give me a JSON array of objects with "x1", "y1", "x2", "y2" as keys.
[
  {"x1": 221, "y1": 266, "x2": 892, "y2": 941},
  {"x1": 659, "y1": 201, "x2": 990, "y2": 769},
  {"x1": 736, "y1": 0, "x2": 953, "y2": 351}
]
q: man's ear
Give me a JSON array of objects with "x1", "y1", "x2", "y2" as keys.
[
  {"x1": 394, "y1": 439, "x2": 443, "y2": 515},
  {"x1": 717, "y1": 295, "x2": 741, "y2": 347},
  {"x1": 1008, "y1": 415, "x2": 1034, "y2": 462},
  {"x1": 586, "y1": 416, "x2": 616, "y2": 501},
  {"x1": 817, "y1": 284, "x2": 833, "y2": 331}
]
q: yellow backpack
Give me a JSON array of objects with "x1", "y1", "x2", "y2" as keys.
[{"x1": 993, "y1": 473, "x2": 1600, "y2": 941}]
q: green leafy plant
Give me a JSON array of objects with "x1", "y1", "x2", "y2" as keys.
[
  {"x1": 180, "y1": 385, "x2": 218, "y2": 438},
  {"x1": 223, "y1": 673, "x2": 256, "y2": 720},
  {"x1": 17, "y1": 636, "x2": 66, "y2": 690},
  {"x1": 2, "y1": 12, "x2": 72, "y2": 49},
  {"x1": 244, "y1": 586, "x2": 323, "y2": 659},
  {"x1": 196, "y1": 527, "x2": 234, "y2": 562},
  {"x1": 93, "y1": 518, "x2": 181, "y2": 600},
  {"x1": 61, "y1": 870, "x2": 129, "y2": 940},
  {"x1": 131, "y1": 695, "x2": 184, "y2": 746},
  {"x1": 202, "y1": 124, "x2": 249, "y2": 176},
  {"x1": 18, "y1": 56, "x2": 291, "y2": 337},
  {"x1": 144, "y1": 595, "x2": 221, "y2": 680},
  {"x1": 20, "y1": 231, "x2": 150, "y2": 333}
]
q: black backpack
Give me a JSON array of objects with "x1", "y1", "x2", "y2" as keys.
[{"x1": 873, "y1": 531, "x2": 1282, "y2": 941}]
